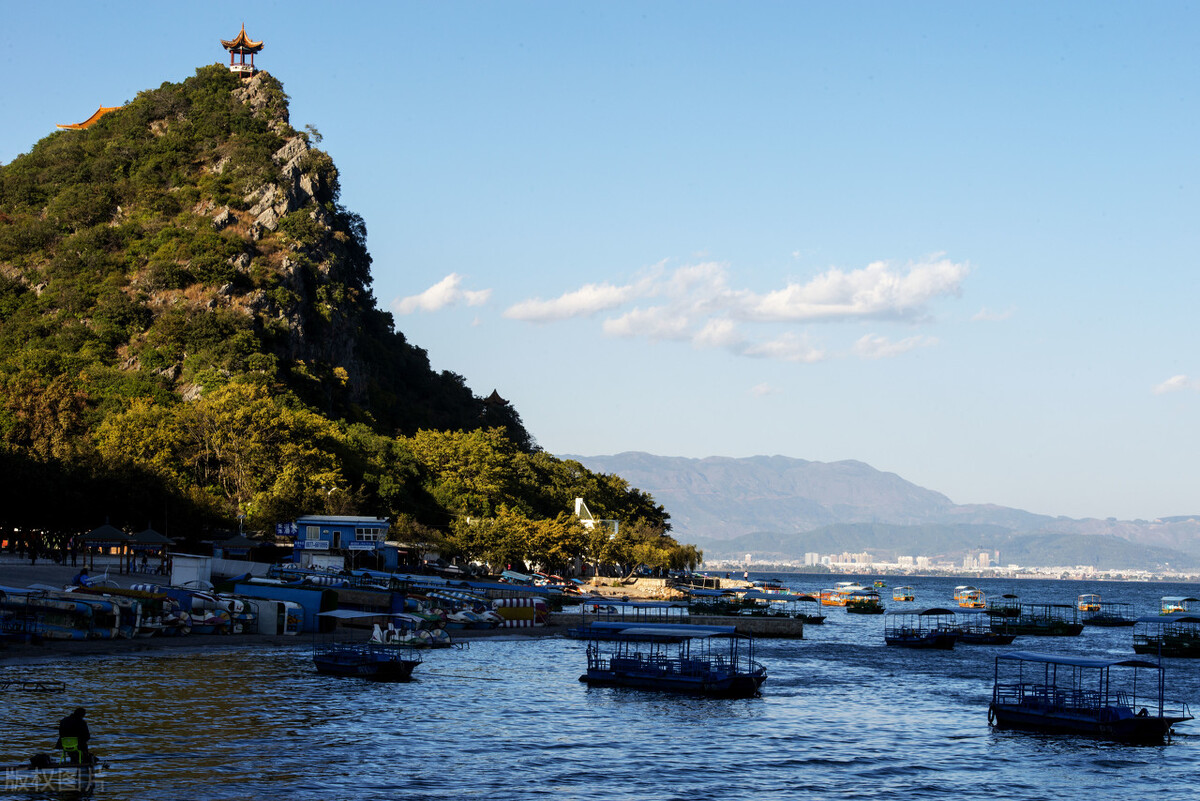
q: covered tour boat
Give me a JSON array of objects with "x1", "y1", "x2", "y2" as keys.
[
  {"x1": 1132, "y1": 615, "x2": 1200, "y2": 658},
  {"x1": 579, "y1": 624, "x2": 766, "y2": 697},
  {"x1": 844, "y1": 589, "x2": 885, "y2": 614},
  {"x1": 892, "y1": 586, "x2": 915, "y2": 602},
  {"x1": 1159, "y1": 596, "x2": 1199, "y2": 615},
  {"x1": 954, "y1": 609, "x2": 1016, "y2": 646},
  {"x1": 1081, "y1": 601, "x2": 1137, "y2": 627},
  {"x1": 884, "y1": 607, "x2": 958, "y2": 649},
  {"x1": 312, "y1": 611, "x2": 422, "y2": 681},
  {"x1": 1076, "y1": 594, "x2": 1101, "y2": 613},
  {"x1": 994, "y1": 602, "x2": 1083, "y2": 636},
  {"x1": 988, "y1": 651, "x2": 1192, "y2": 743}
]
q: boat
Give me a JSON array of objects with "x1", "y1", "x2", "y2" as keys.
[
  {"x1": 789, "y1": 594, "x2": 826, "y2": 625},
  {"x1": 986, "y1": 593, "x2": 1021, "y2": 619},
  {"x1": 953, "y1": 585, "x2": 977, "y2": 604},
  {"x1": 954, "y1": 610, "x2": 1016, "y2": 645},
  {"x1": 1081, "y1": 601, "x2": 1137, "y2": 627},
  {"x1": 994, "y1": 603, "x2": 1083, "y2": 636},
  {"x1": 892, "y1": 586, "x2": 914, "y2": 602},
  {"x1": 1133, "y1": 615, "x2": 1200, "y2": 658},
  {"x1": 1159, "y1": 596, "x2": 1199, "y2": 615},
  {"x1": 313, "y1": 640, "x2": 422, "y2": 680},
  {"x1": 818, "y1": 582, "x2": 865, "y2": 607},
  {"x1": 955, "y1": 586, "x2": 986, "y2": 609},
  {"x1": 844, "y1": 589, "x2": 884, "y2": 614},
  {"x1": 988, "y1": 650, "x2": 1192, "y2": 743},
  {"x1": 873, "y1": 580, "x2": 887, "y2": 588},
  {"x1": 1076, "y1": 594, "x2": 1101, "y2": 613},
  {"x1": 884, "y1": 608, "x2": 958, "y2": 649},
  {"x1": 579, "y1": 624, "x2": 766, "y2": 698}
]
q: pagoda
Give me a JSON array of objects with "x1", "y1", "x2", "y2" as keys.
[{"x1": 220, "y1": 25, "x2": 263, "y2": 76}]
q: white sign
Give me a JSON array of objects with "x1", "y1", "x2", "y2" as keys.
[
  {"x1": 304, "y1": 540, "x2": 330, "y2": 550},
  {"x1": 348, "y1": 541, "x2": 377, "y2": 551}
]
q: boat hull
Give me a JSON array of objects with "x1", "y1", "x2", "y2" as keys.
[
  {"x1": 580, "y1": 668, "x2": 766, "y2": 698},
  {"x1": 989, "y1": 703, "x2": 1184, "y2": 744},
  {"x1": 885, "y1": 632, "x2": 957, "y2": 649},
  {"x1": 313, "y1": 643, "x2": 420, "y2": 682}
]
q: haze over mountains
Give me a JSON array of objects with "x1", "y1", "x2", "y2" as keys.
[{"x1": 564, "y1": 453, "x2": 1200, "y2": 571}]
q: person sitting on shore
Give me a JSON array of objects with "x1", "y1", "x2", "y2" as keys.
[
  {"x1": 72, "y1": 569, "x2": 90, "y2": 588},
  {"x1": 55, "y1": 707, "x2": 91, "y2": 764}
]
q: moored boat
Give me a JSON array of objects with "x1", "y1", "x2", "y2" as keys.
[
  {"x1": 1076, "y1": 594, "x2": 1101, "y2": 613},
  {"x1": 844, "y1": 589, "x2": 884, "y2": 614},
  {"x1": 1082, "y1": 601, "x2": 1137, "y2": 627},
  {"x1": 994, "y1": 603, "x2": 1083, "y2": 636},
  {"x1": 884, "y1": 607, "x2": 958, "y2": 649},
  {"x1": 892, "y1": 586, "x2": 914, "y2": 602},
  {"x1": 1133, "y1": 615, "x2": 1200, "y2": 658},
  {"x1": 1159, "y1": 596, "x2": 1199, "y2": 615},
  {"x1": 579, "y1": 624, "x2": 766, "y2": 698},
  {"x1": 955, "y1": 586, "x2": 986, "y2": 609},
  {"x1": 988, "y1": 651, "x2": 1192, "y2": 743},
  {"x1": 954, "y1": 610, "x2": 1016, "y2": 645},
  {"x1": 312, "y1": 641, "x2": 422, "y2": 681}
]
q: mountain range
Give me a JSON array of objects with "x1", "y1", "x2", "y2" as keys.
[{"x1": 563, "y1": 453, "x2": 1200, "y2": 571}]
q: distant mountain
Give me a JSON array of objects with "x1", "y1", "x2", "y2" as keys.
[{"x1": 563, "y1": 452, "x2": 1200, "y2": 569}]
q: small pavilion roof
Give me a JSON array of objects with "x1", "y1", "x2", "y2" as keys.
[{"x1": 221, "y1": 25, "x2": 264, "y2": 53}]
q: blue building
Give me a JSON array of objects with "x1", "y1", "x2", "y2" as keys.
[{"x1": 287, "y1": 515, "x2": 392, "y2": 568}]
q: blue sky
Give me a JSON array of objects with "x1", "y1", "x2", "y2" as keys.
[{"x1": 3, "y1": 2, "x2": 1197, "y2": 521}]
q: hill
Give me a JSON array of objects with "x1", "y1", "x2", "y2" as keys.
[
  {"x1": 565, "y1": 452, "x2": 1200, "y2": 569},
  {"x1": 0, "y1": 65, "x2": 683, "y2": 570}
]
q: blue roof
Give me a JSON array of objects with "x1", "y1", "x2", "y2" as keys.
[{"x1": 997, "y1": 651, "x2": 1163, "y2": 670}]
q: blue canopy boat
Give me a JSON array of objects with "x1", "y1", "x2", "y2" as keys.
[
  {"x1": 988, "y1": 651, "x2": 1192, "y2": 743},
  {"x1": 579, "y1": 624, "x2": 766, "y2": 697},
  {"x1": 884, "y1": 607, "x2": 959, "y2": 649}
]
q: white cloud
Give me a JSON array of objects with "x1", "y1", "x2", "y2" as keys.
[
  {"x1": 743, "y1": 256, "x2": 968, "y2": 322},
  {"x1": 750, "y1": 382, "x2": 780, "y2": 397},
  {"x1": 602, "y1": 306, "x2": 692, "y2": 340},
  {"x1": 972, "y1": 306, "x2": 1014, "y2": 322},
  {"x1": 693, "y1": 318, "x2": 743, "y2": 350},
  {"x1": 504, "y1": 253, "x2": 967, "y2": 363},
  {"x1": 853, "y1": 333, "x2": 938, "y2": 360},
  {"x1": 1153, "y1": 375, "x2": 1200, "y2": 395},
  {"x1": 504, "y1": 281, "x2": 639, "y2": 322},
  {"x1": 743, "y1": 333, "x2": 826, "y2": 363},
  {"x1": 393, "y1": 274, "x2": 492, "y2": 314}
]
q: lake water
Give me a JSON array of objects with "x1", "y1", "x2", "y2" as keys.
[{"x1": 2, "y1": 575, "x2": 1198, "y2": 800}]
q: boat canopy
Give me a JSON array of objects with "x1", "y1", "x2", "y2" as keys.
[
  {"x1": 586, "y1": 624, "x2": 738, "y2": 641},
  {"x1": 1160, "y1": 596, "x2": 1200, "y2": 604},
  {"x1": 1136, "y1": 615, "x2": 1200, "y2": 624},
  {"x1": 911, "y1": 607, "x2": 957, "y2": 616},
  {"x1": 997, "y1": 650, "x2": 1164, "y2": 670},
  {"x1": 689, "y1": 588, "x2": 737, "y2": 597}
]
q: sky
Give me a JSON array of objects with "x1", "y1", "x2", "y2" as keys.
[{"x1": 2, "y1": 2, "x2": 1198, "y2": 522}]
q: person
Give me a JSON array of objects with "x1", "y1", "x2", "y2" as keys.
[
  {"x1": 72, "y1": 568, "x2": 90, "y2": 587},
  {"x1": 55, "y1": 708, "x2": 90, "y2": 764},
  {"x1": 140, "y1": 554, "x2": 149, "y2": 573}
]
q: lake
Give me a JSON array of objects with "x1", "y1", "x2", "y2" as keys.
[{"x1": 2, "y1": 575, "x2": 1197, "y2": 800}]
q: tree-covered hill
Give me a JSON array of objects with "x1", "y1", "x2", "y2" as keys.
[{"x1": 0, "y1": 65, "x2": 696, "y2": 572}]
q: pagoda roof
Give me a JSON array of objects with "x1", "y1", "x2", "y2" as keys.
[
  {"x1": 56, "y1": 105, "x2": 122, "y2": 131},
  {"x1": 221, "y1": 25, "x2": 264, "y2": 53}
]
